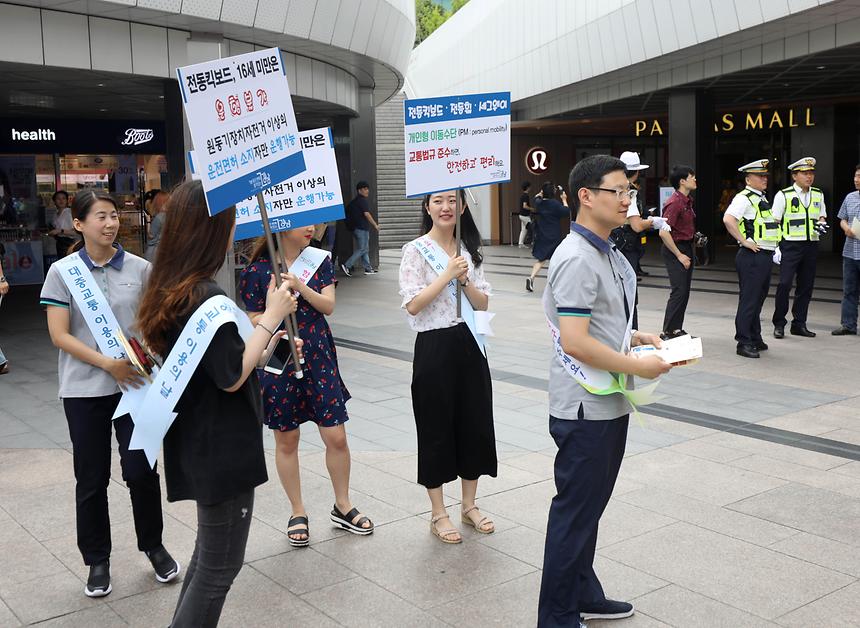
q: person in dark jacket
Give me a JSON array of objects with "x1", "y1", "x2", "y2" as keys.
[{"x1": 526, "y1": 182, "x2": 569, "y2": 292}]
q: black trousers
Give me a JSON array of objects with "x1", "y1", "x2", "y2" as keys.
[
  {"x1": 170, "y1": 490, "x2": 255, "y2": 628},
  {"x1": 662, "y1": 241, "x2": 694, "y2": 333},
  {"x1": 620, "y1": 248, "x2": 639, "y2": 329},
  {"x1": 63, "y1": 394, "x2": 164, "y2": 565},
  {"x1": 538, "y1": 415, "x2": 629, "y2": 628},
  {"x1": 411, "y1": 323, "x2": 497, "y2": 488},
  {"x1": 734, "y1": 248, "x2": 774, "y2": 346},
  {"x1": 772, "y1": 240, "x2": 818, "y2": 328}
]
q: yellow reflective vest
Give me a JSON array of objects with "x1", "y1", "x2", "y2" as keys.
[
  {"x1": 738, "y1": 191, "x2": 781, "y2": 246},
  {"x1": 780, "y1": 186, "x2": 824, "y2": 241}
]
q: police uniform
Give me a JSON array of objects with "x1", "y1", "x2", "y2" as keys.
[
  {"x1": 725, "y1": 160, "x2": 779, "y2": 358},
  {"x1": 771, "y1": 157, "x2": 826, "y2": 338}
]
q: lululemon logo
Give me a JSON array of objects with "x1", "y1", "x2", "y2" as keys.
[{"x1": 525, "y1": 147, "x2": 549, "y2": 175}]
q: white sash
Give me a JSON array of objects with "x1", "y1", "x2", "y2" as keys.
[
  {"x1": 287, "y1": 246, "x2": 330, "y2": 286},
  {"x1": 56, "y1": 252, "x2": 126, "y2": 360},
  {"x1": 543, "y1": 243, "x2": 659, "y2": 408},
  {"x1": 412, "y1": 236, "x2": 488, "y2": 355},
  {"x1": 113, "y1": 295, "x2": 254, "y2": 467}
]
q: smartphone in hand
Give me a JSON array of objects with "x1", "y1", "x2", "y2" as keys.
[{"x1": 263, "y1": 337, "x2": 294, "y2": 375}]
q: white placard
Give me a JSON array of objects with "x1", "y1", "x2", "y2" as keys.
[
  {"x1": 404, "y1": 92, "x2": 511, "y2": 197},
  {"x1": 230, "y1": 128, "x2": 344, "y2": 240},
  {"x1": 659, "y1": 187, "x2": 674, "y2": 215},
  {"x1": 176, "y1": 47, "x2": 306, "y2": 215}
]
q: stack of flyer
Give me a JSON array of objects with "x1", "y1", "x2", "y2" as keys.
[
  {"x1": 630, "y1": 334, "x2": 703, "y2": 366},
  {"x1": 851, "y1": 217, "x2": 860, "y2": 239}
]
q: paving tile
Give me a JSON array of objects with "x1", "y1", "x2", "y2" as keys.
[
  {"x1": 468, "y1": 480, "x2": 557, "y2": 533},
  {"x1": 596, "y1": 500, "x2": 677, "y2": 549},
  {"x1": 303, "y1": 576, "x2": 446, "y2": 628},
  {"x1": 664, "y1": 438, "x2": 753, "y2": 463},
  {"x1": 769, "y1": 531, "x2": 860, "y2": 578},
  {"x1": 32, "y1": 604, "x2": 127, "y2": 627},
  {"x1": 0, "y1": 571, "x2": 98, "y2": 625},
  {"x1": 618, "y1": 448, "x2": 787, "y2": 505},
  {"x1": 633, "y1": 584, "x2": 779, "y2": 627},
  {"x1": 698, "y1": 431, "x2": 851, "y2": 470},
  {"x1": 601, "y1": 522, "x2": 853, "y2": 619},
  {"x1": 617, "y1": 487, "x2": 797, "y2": 547},
  {"x1": 251, "y1": 548, "x2": 358, "y2": 595},
  {"x1": 313, "y1": 516, "x2": 536, "y2": 610},
  {"x1": 0, "y1": 449, "x2": 73, "y2": 494},
  {"x1": 729, "y1": 483, "x2": 860, "y2": 547},
  {"x1": 727, "y1": 454, "x2": 860, "y2": 493},
  {"x1": 0, "y1": 598, "x2": 20, "y2": 627},
  {"x1": 775, "y1": 581, "x2": 860, "y2": 627},
  {"x1": 429, "y1": 570, "x2": 541, "y2": 627}
]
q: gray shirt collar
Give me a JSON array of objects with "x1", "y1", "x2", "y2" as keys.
[
  {"x1": 78, "y1": 244, "x2": 125, "y2": 271},
  {"x1": 570, "y1": 222, "x2": 611, "y2": 254}
]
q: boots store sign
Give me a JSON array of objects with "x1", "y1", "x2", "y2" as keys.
[{"x1": 0, "y1": 119, "x2": 165, "y2": 153}]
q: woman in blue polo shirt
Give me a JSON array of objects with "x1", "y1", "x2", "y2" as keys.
[{"x1": 40, "y1": 190, "x2": 179, "y2": 599}]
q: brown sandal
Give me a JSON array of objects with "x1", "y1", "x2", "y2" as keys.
[
  {"x1": 430, "y1": 513, "x2": 462, "y2": 544},
  {"x1": 461, "y1": 505, "x2": 494, "y2": 534}
]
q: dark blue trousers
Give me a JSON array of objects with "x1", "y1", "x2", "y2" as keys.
[{"x1": 538, "y1": 414, "x2": 629, "y2": 628}]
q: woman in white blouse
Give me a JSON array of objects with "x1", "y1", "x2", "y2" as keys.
[{"x1": 398, "y1": 190, "x2": 497, "y2": 544}]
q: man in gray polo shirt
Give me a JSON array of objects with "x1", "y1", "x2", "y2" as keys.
[{"x1": 538, "y1": 155, "x2": 672, "y2": 628}]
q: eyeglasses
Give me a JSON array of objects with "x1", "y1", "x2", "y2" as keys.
[{"x1": 586, "y1": 187, "x2": 635, "y2": 201}]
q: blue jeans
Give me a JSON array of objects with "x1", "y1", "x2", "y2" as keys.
[
  {"x1": 841, "y1": 257, "x2": 860, "y2": 331},
  {"x1": 344, "y1": 228, "x2": 372, "y2": 271}
]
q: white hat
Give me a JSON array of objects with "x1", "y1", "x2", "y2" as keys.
[
  {"x1": 619, "y1": 151, "x2": 649, "y2": 171},
  {"x1": 738, "y1": 159, "x2": 769, "y2": 174},
  {"x1": 788, "y1": 157, "x2": 816, "y2": 171}
]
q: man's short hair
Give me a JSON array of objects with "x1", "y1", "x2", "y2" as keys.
[
  {"x1": 568, "y1": 155, "x2": 627, "y2": 213},
  {"x1": 855, "y1": 163, "x2": 860, "y2": 173},
  {"x1": 669, "y1": 165, "x2": 695, "y2": 190},
  {"x1": 356, "y1": 180, "x2": 369, "y2": 190},
  {"x1": 521, "y1": 180, "x2": 531, "y2": 191}
]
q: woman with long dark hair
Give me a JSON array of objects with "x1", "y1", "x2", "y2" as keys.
[
  {"x1": 398, "y1": 190, "x2": 497, "y2": 544},
  {"x1": 39, "y1": 190, "x2": 179, "y2": 598},
  {"x1": 526, "y1": 181, "x2": 570, "y2": 292},
  {"x1": 137, "y1": 180, "x2": 297, "y2": 627},
  {"x1": 239, "y1": 227, "x2": 372, "y2": 547}
]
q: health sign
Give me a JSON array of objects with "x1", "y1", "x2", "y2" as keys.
[
  {"x1": 229, "y1": 128, "x2": 344, "y2": 240},
  {"x1": 404, "y1": 91, "x2": 511, "y2": 197},
  {"x1": 176, "y1": 47, "x2": 306, "y2": 215}
]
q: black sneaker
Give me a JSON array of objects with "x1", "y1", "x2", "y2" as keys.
[
  {"x1": 146, "y1": 545, "x2": 181, "y2": 583},
  {"x1": 364, "y1": 268, "x2": 378, "y2": 275},
  {"x1": 340, "y1": 263, "x2": 352, "y2": 277},
  {"x1": 84, "y1": 561, "x2": 111, "y2": 597},
  {"x1": 526, "y1": 277, "x2": 534, "y2": 292},
  {"x1": 832, "y1": 326, "x2": 857, "y2": 336},
  {"x1": 580, "y1": 598, "x2": 634, "y2": 621}
]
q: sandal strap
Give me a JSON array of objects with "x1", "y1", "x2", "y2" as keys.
[
  {"x1": 342, "y1": 507, "x2": 362, "y2": 522},
  {"x1": 430, "y1": 513, "x2": 450, "y2": 524},
  {"x1": 288, "y1": 515, "x2": 309, "y2": 527},
  {"x1": 461, "y1": 505, "x2": 479, "y2": 517}
]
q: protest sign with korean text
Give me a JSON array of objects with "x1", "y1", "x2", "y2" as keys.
[
  {"x1": 404, "y1": 91, "x2": 510, "y2": 197},
  {"x1": 176, "y1": 47, "x2": 306, "y2": 214},
  {"x1": 223, "y1": 128, "x2": 344, "y2": 240}
]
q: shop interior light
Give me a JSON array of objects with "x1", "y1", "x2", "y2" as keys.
[{"x1": 816, "y1": 65, "x2": 826, "y2": 70}]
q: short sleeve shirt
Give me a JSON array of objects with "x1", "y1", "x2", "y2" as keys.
[
  {"x1": 39, "y1": 246, "x2": 150, "y2": 398},
  {"x1": 518, "y1": 193, "x2": 532, "y2": 216},
  {"x1": 545, "y1": 224, "x2": 636, "y2": 421},
  {"x1": 725, "y1": 187, "x2": 777, "y2": 250},
  {"x1": 347, "y1": 196, "x2": 370, "y2": 230},
  {"x1": 837, "y1": 191, "x2": 860, "y2": 260}
]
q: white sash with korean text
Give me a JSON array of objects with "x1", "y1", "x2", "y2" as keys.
[
  {"x1": 113, "y1": 295, "x2": 254, "y2": 467},
  {"x1": 542, "y1": 252, "x2": 659, "y2": 409},
  {"x1": 412, "y1": 236, "x2": 489, "y2": 355},
  {"x1": 57, "y1": 252, "x2": 127, "y2": 361},
  {"x1": 288, "y1": 246, "x2": 330, "y2": 286}
]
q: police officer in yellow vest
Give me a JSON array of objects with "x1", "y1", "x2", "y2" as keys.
[
  {"x1": 723, "y1": 159, "x2": 779, "y2": 358},
  {"x1": 771, "y1": 157, "x2": 827, "y2": 339}
]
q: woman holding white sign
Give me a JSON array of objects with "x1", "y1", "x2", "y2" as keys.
[
  {"x1": 39, "y1": 190, "x2": 179, "y2": 599},
  {"x1": 399, "y1": 190, "x2": 497, "y2": 544},
  {"x1": 136, "y1": 180, "x2": 298, "y2": 627},
  {"x1": 239, "y1": 226, "x2": 373, "y2": 547}
]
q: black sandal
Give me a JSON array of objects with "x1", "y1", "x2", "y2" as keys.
[
  {"x1": 330, "y1": 505, "x2": 374, "y2": 536},
  {"x1": 287, "y1": 515, "x2": 310, "y2": 547}
]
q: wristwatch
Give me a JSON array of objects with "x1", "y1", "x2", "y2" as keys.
[{"x1": 0, "y1": 276, "x2": 6, "y2": 283}]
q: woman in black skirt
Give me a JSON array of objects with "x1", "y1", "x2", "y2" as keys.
[
  {"x1": 526, "y1": 181, "x2": 570, "y2": 292},
  {"x1": 398, "y1": 190, "x2": 497, "y2": 544}
]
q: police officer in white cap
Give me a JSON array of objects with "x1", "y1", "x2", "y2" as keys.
[
  {"x1": 723, "y1": 159, "x2": 779, "y2": 358},
  {"x1": 770, "y1": 157, "x2": 827, "y2": 339}
]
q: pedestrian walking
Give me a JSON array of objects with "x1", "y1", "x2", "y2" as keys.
[
  {"x1": 136, "y1": 180, "x2": 298, "y2": 627},
  {"x1": 722, "y1": 159, "x2": 779, "y2": 358},
  {"x1": 517, "y1": 180, "x2": 533, "y2": 248},
  {"x1": 659, "y1": 165, "x2": 697, "y2": 338},
  {"x1": 48, "y1": 190, "x2": 78, "y2": 257},
  {"x1": 341, "y1": 181, "x2": 380, "y2": 276},
  {"x1": 833, "y1": 164, "x2": 860, "y2": 335},
  {"x1": 538, "y1": 155, "x2": 671, "y2": 628},
  {"x1": 239, "y1": 227, "x2": 373, "y2": 547},
  {"x1": 527, "y1": 182, "x2": 569, "y2": 292},
  {"x1": 399, "y1": 190, "x2": 497, "y2": 544},
  {"x1": 39, "y1": 190, "x2": 179, "y2": 598},
  {"x1": 771, "y1": 157, "x2": 827, "y2": 339}
]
